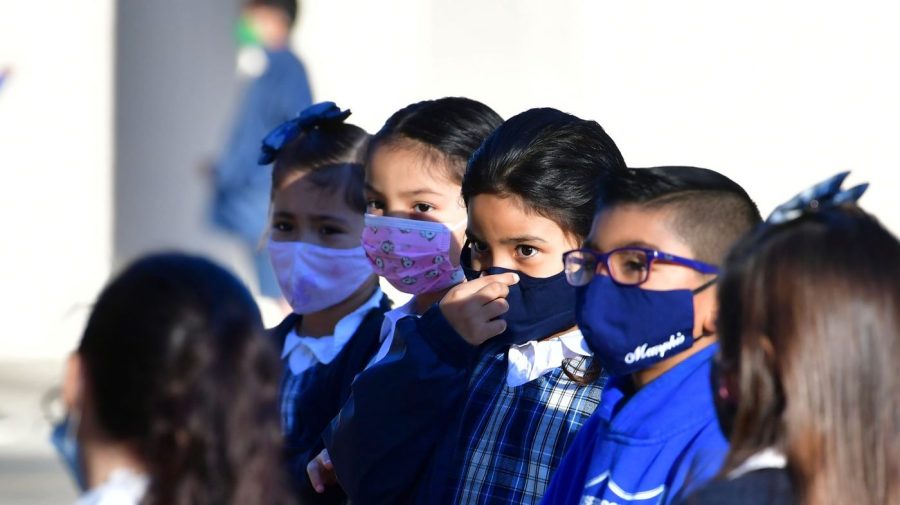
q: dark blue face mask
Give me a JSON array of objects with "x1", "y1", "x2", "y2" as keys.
[
  {"x1": 462, "y1": 251, "x2": 577, "y2": 346},
  {"x1": 575, "y1": 274, "x2": 713, "y2": 377},
  {"x1": 50, "y1": 415, "x2": 87, "y2": 491}
]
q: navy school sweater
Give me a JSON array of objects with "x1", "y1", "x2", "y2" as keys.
[
  {"x1": 323, "y1": 304, "x2": 602, "y2": 505},
  {"x1": 270, "y1": 294, "x2": 392, "y2": 505}
]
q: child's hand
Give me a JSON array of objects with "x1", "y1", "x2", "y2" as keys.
[
  {"x1": 307, "y1": 448, "x2": 337, "y2": 493},
  {"x1": 440, "y1": 273, "x2": 520, "y2": 346}
]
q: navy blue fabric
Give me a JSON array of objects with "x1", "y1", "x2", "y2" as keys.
[
  {"x1": 323, "y1": 305, "x2": 478, "y2": 505},
  {"x1": 258, "y1": 101, "x2": 351, "y2": 165},
  {"x1": 270, "y1": 294, "x2": 392, "y2": 504},
  {"x1": 324, "y1": 301, "x2": 601, "y2": 505},
  {"x1": 678, "y1": 469, "x2": 795, "y2": 505},
  {"x1": 576, "y1": 275, "x2": 696, "y2": 376},
  {"x1": 463, "y1": 265, "x2": 577, "y2": 347}
]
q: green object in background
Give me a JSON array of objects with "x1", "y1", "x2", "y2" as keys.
[{"x1": 235, "y1": 17, "x2": 262, "y2": 47}]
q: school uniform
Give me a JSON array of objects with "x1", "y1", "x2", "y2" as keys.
[
  {"x1": 74, "y1": 469, "x2": 147, "y2": 505},
  {"x1": 679, "y1": 449, "x2": 794, "y2": 505},
  {"x1": 271, "y1": 289, "x2": 391, "y2": 504},
  {"x1": 324, "y1": 305, "x2": 605, "y2": 505},
  {"x1": 540, "y1": 343, "x2": 728, "y2": 505}
]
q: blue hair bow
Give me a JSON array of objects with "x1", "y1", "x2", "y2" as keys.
[
  {"x1": 766, "y1": 171, "x2": 869, "y2": 225},
  {"x1": 258, "y1": 101, "x2": 352, "y2": 165}
]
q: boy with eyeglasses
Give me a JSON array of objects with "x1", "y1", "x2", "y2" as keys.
[{"x1": 541, "y1": 166, "x2": 762, "y2": 505}]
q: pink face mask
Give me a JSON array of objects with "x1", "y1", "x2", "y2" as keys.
[{"x1": 361, "y1": 214, "x2": 466, "y2": 295}]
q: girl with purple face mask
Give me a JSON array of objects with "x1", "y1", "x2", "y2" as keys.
[{"x1": 260, "y1": 102, "x2": 393, "y2": 504}]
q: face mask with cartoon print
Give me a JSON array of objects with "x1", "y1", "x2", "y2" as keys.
[{"x1": 361, "y1": 214, "x2": 466, "y2": 295}]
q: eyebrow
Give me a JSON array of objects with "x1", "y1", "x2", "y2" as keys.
[
  {"x1": 399, "y1": 188, "x2": 443, "y2": 198},
  {"x1": 613, "y1": 240, "x2": 660, "y2": 250},
  {"x1": 585, "y1": 239, "x2": 660, "y2": 251},
  {"x1": 310, "y1": 214, "x2": 350, "y2": 225},
  {"x1": 271, "y1": 211, "x2": 349, "y2": 225},
  {"x1": 499, "y1": 235, "x2": 548, "y2": 245},
  {"x1": 467, "y1": 230, "x2": 548, "y2": 245}
]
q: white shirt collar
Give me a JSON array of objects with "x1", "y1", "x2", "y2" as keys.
[
  {"x1": 75, "y1": 468, "x2": 148, "y2": 505},
  {"x1": 506, "y1": 329, "x2": 592, "y2": 387},
  {"x1": 727, "y1": 447, "x2": 787, "y2": 480},
  {"x1": 282, "y1": 289, "x2": 383, "y2": 375},
  {"x1": 366, "y1": 298, "x2": 419, "y2": 367}
]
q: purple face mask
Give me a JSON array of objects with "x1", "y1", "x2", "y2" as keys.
[{"x1": 361, "y1": 214, "x2": 466, "y2": 295}]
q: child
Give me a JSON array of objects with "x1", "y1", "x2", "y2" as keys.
[
  {"x1": 308, "y1": 96, "x2": 503, "y2": 498},
  {"x1": 261, "y1": 102, "x2": 391, "y2": 503},
  {"x1": 322, "y1": 108, "x2": 627, "y2": 505},
  {"x1": 541, "y1": 166, "x2": 762, "y2": 505},
  {"x1": 210, "y1": 0, "x2": 311, "y2": 299},
  {"x1": 52, "y1": 253, "x2": 292, "y2": 505},
  {"x1": 683, "y1": 173, "x2": 898, "y2": 505}
]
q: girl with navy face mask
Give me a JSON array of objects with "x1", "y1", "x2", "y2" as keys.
[
  {"x1": 437, "y1": 107, "x2": 627, "y2": 504},
  {"x1": 319, "y1": 107, "x2": 626, "y2": 505},
  {"x1": 259, "y1": 102, "x2": 394, "y2": 503}
]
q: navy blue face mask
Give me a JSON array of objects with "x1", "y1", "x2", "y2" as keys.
[
  {"x1": 50, "y1": 415, "x2": 87, "y2": 491},
  {"x1": 575, "y1": 274, "x2": 713, "y2": 377},
  {"x1": 462, "y1": 252, "x2": 577, "y2": 346}
]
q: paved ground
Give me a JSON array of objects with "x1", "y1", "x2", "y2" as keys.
[{"x1": 0, "y1": 360, "x2": 77, "y2": 505}]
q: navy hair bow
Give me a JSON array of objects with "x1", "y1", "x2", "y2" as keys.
[
  {"x1": 766, "y1": 171, "x2": 869, "y2": 225},
  {"x1": 258, "y1": 101, "x2": 352, "y2": 165}
]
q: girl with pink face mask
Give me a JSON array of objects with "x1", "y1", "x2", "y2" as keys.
[
  {"x1": 358, "y1": 97, "x2": 505, "y2": 363},
  {"x1": 306, "y1": 97, "x2": 503, "y2": 498},
  {"x1": 260, "y1": 102, "x2": 392, "y2": 504}
]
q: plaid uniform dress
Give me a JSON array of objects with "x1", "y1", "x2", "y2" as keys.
[
  {"x1": 281, "y1": 369, "x2": 315, "y2": 435},
  {"x1": 447, "y1": 343, "x2": 605, "y2": 505}
]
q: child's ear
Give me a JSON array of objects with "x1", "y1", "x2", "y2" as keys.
[
  {"x1": 61, "y1": 353, "x2": 84, "y2": 413},
  {"x1": 703, "y1": 294, "x2": 718, "y2": 336},
  {"x1": 697, "y1": 282, "x2": 718, "y2": 337}
]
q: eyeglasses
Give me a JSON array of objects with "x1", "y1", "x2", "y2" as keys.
[{"x1": 562, "y1": 246, "x2": 720, "y2": 287}]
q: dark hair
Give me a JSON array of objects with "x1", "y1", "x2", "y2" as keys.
[
  {"x1": 716, "y1": 206, "x2": 900, "y2": 504},
  {"x1": 461, "y1": 107, "x2": 626, "y2": 385},
  {"x1": 462, "y1": 107, "x2": 626, "y2": 240},
  {"x1": 246, "y1": 0, "x2": 299, "y2": 27},
  {"x1": 271, "y1": 121, "x2": 370, "y2": 212},
  {"x1": 596, "y1": 166, "x2": 762, "y2": 265},
  {"x1": 78, "y1": 253, "x2": 292, "y2": 505},
  {"x1": 368, "y1": 97, "x2": 503, "y2": 184}
]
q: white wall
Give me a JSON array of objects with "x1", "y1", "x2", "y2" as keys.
[
  {"x1": 0, "y1": 0, "x2": 115, "y2": 360},
  {"x1": 2, "y1": 0, "x2": 899, "y2": 360},
  {"x1": 297, "y1": 0, "x2": 900, "y2": 233}
]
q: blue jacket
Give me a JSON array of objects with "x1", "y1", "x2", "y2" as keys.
[
  {"x1": 212, "y1": 48, "x2": 311, "y2": 244},
  {"x1": 323, "y1": 305, "x2": 476, "y2": 504},
  {"x1": 270, "y1": 294, "x2": 392, "y2": 505},
  {"x1": 541, "y1": 343, "x2": 727, "y2": 505}
]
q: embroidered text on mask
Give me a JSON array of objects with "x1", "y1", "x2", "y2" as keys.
[{"x1": 624, "y1": 332, "x2": 687, "y2": 365}]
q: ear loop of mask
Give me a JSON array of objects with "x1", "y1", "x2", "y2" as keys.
[{"x1": 692, "y1": 276, "x2": 718, "y2": 341}]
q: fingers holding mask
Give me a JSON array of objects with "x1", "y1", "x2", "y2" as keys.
[{"x1": 440, "y1": 272, "x2": 519, "y2": 346}]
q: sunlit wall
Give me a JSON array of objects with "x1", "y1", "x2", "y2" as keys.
[{"x1": 2, "y1": 0, "x2": 899, "y2": 360}]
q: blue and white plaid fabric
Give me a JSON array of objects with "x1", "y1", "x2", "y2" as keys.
[
  {"x1": 280, "y1": 367, "x2": 315, "y2": 435},
  {"x1": 447, "y1": 345, "x2": 605, "y2": 505}
]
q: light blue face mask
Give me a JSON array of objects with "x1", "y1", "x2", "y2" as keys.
[{"x1": 50, "y1": 414, "x2": 87, "y2": 491}]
